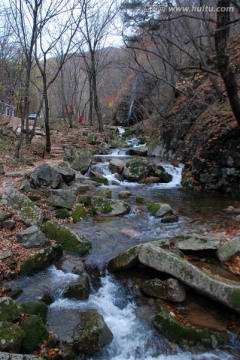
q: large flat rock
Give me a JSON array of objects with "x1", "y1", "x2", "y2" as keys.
[{"x1": 139, "y1": 243, "x2": 240, "y2": 313}]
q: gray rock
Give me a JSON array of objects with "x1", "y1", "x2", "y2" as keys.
[
  {"x1": 108, "y1": 245, "x2": 142, "y2": 272},
  {"x1": 47, "y1": 189, "x2": 76, "y2": 209},
  {"x1": 21, "y1": 244, "x2": 63, "y2": 275},
  {"x1": 141, "y1": 278, "x2": 186, "y2": 302},
  {"x1": 172, "y1": 234, "x2": 221, "y2": 251},
  {"x1": 146, "y1": 202, "x2": 173, "y2": 217},
  {"x1": 97, "y1": 188, "x2": 112, "y2": 199},
  {"x1": 0, "y1": 210, "x2": 11, "y2": 222},
  {"x1": 69, "y1": 183, "x2": 91, "y2": 196},
  {"x1": 71, "y1": 153, "x2": 92, "y2": 174},
  {"x1": 3, "y1": 188, "x2": 43, "y2": 226},
  {"x1": 0, "y1": 353, "x2": 43, "y2": 360},
  {"x1": 217, "y1": 237, "x2": 240, "y2": 262},
  {"x1": 89, "y1": 170, "x2": 109, "y2": 185},
  {"x1": 152, "y1": 165, "x2": 173, "y2": 183},
  {"x1": 92, "y1": 196, "x2": 130, "y2": 217},
  {"x1": 31, "y1": 164, "x2": 62, "y2": 189},
  {"x1": 109, "y1": 159, "x2": 126, "y2": 174},
  {"x1": 2, "y1": 219, "x2": 15, "y2": 230},
  {"x1": 129, "y1": 146, "x2": 148, "y2": 156},
  {"x1": 16, "y1": 225, "x2": 50, "y2": 248},
  {"x1": 56, "y1": 165, "x2": 75, "y2": 184},
  {"x1": 156, "y1": 204, "x2": 173, "y2": 217},
  {"x1": 67, "y1": 310, "x2": 113, "y2": 355},
  {"x1": 0, "y1": 322, "x2": 24, "y2": 353},
  {"x1": 0, "y1": 163, "x2": 5, "y2": 174},
  {"x1": 0, "y1": 297, "x2": 23, "y2": 322},
  {"x1": 63, "y1": 274, "x2": 90, "y2": 300},
  {"x1": 139, "y1": 243, "x2": 240, "y2": 313},
  {"x1": 118, "y1": 190, "x2": 132, "y2": 199}
]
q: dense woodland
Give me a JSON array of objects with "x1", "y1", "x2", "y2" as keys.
[{"x1": 0, "y1": 0, "x2": 240, "y2": 192}]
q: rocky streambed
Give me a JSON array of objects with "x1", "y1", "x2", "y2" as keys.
[{"x1": 1, "y1": 134, "x2": 240, "y2": 359}]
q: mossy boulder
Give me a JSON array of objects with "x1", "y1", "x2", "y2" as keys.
[
  {"x1": 89, "y1": 171, "x2": 109, "y2": 185},
  {"x1": 41, "y1": 220, "x2": 91, "y2": 255},
  {"x1": 153, "y1": 308, "x2": 227, "y2": 349},
  {"x1": 69, "y1": 310, "x2": 113, "y2": 355},
  {"x1": 109, "y1": 159, "x2": 126, "y2": 174},
  {"x1": 217, "y1": 237, "x2": 240, "y2": 262},
  {"x1": 3, "y1": 188, "x2": 43, "y2": 226},
  {"x1": 141, "y1": 278, "x2": 186, "y2": 302},
  {"x1": 0, "y1": 297, "x2": 23, "y2": 322},
  {"x1": 72, "y1": 204, "x2": 88, "y2": 223},
  {"x1": 152, "y1": 165, "x2": 173, "y2": 183},
  {"x1": 147, "y1": 202, "x2": 173, "y2": 217},
  {"x1": 128, "y1": 146, "x2": 148, "y2": 156},
  {"x1": 123, "y1": 157, "x2": 150, "y2": 182},
  {"x1": 78, "y1": 194, "x2": 92, "y2": 205},
  {"x1": 108, "y1": 245, "x2": 142, "y2": 272},
  {"x1": 92, "y1": 196, "x2": 130, "y2": 217},
  {"x1": 172, "y1": 234, "x2": 221, "y2": 251},
  {"x1": 21, "y1": 301, "x2": 48, "y2": 322},
  {"x1": 87, "y1": 133, "x2": 97, "y2": 145},
  {"x1": 97, "y1": 188, "x2": 112, "y2": 199},
  {"x1": 0, "y1": 321, "x2": 24, "y2": 353},
  {"x1": 56, "y1": 208, "x2": 70, "y2": 219},
  {"x1": 21, "y1": 315, "x2": 48, "y2": 354},
  {"x1": 21, "y1": 244, "x2": 63, "y2": 275},
  {"x1": 139, "y1": 243, "x2": 240, "y2": 313},
  {"x1": 63, "y1": 274, "x2": 90, "y2": 300}
]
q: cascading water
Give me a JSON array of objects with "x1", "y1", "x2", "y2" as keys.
[{"x1": 127, "y1": 76, "x2": 138, "y2": 127}]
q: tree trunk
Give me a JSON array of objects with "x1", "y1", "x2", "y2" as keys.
[
  {"x1": 88, "y1": 75, "x2": 93, "y2": 126},
  {"x1": 215, "y1": 0, "x2": 240, "y2": 125},
  {"x1": 91, "y1": 53, "x2": 103, "y2": 132},
  {"x1": 43, "y1": 76, "x2": 51, "y2": 153}
]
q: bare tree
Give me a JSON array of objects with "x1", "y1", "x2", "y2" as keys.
[
  {"x1": 34, "y1": 0, "x2": 83, "y2": 152},
  {"x1": 77, "y1": 0, "x2": 119, "y2": 131}
]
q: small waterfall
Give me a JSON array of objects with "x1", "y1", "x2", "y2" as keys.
[{"x1": 126, "y1": 76, "x2": 138, "y2": 127}]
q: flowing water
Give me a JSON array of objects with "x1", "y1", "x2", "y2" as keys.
[{"x1": 8, "y1": 144, "x2": 240, "y2": 360}]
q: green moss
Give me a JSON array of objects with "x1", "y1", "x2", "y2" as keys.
[
  {"x1": 93, "y1": 176, "x2": 109, "y2": 185},
  {"x1": 87, "y1": 134, "x2": 97, "y2": 144},
  {"x1": 230, "y1": 290, "x2": 240, "y2": 309},
  {"x1": 41, "y1": 220, "x2": 91, "y2": 255},
  {"x1": 72, "y1": 204, "x2": 87, "y2": 223},
  {"x1": 21, "y1": 315, "x2": 48, "y2": 353},
  {"x1": 153, "y1": 310, "x2": 227, "y2": 348},
  {"x1": 108, "y1": 245, "x2": 140, "y2": 272},
  {"x1": 56, "y1": 208, "x2": 70, "y2": 219},
  {"x1": 0, "y1": 321, "x2": 24, "y2": 353},
  {"x1": 21, "y1": 301, "x2": 48, "y2": 322},
  {"x1": 146, "y1": 202, "x2": 161, "y2": 216},
  {"x1": 78, "y1": 194, "x2": 92, "y2": 205},
  {"x1": 21, "y1": 245, "x2": 63, "y2": 275},
  {"x1": 93, "y1": 197, "x2": 113, "y2": 214},
  {"x1": 136, "y1": 196, "x2": 145, "y2": 204}
]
